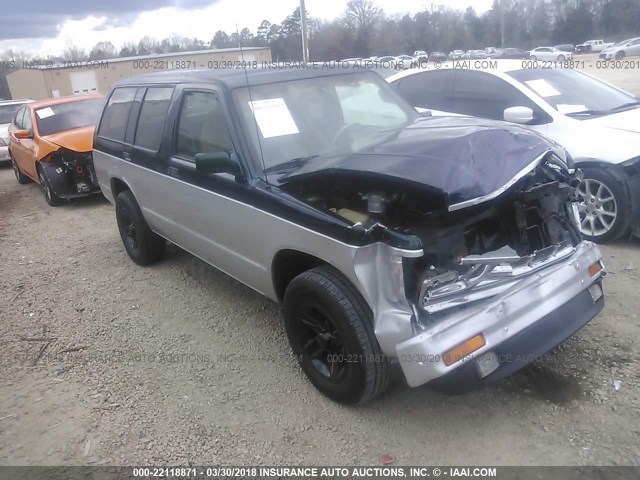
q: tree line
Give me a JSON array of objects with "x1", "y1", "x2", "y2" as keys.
[{"x1": 1, "y1": 0, "x2": 639, "y2": 97}]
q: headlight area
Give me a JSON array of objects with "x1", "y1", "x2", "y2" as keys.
[
  {"x1": 41, "y1": 149, "x2": 101, "y2": 199},
  {"x1": 394, "y1": 166, "x2": 605, "y2": 391}
]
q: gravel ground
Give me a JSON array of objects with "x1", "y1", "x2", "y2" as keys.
[{"x1": 1, "y1": 152, "x2": 640, "y2": 464}]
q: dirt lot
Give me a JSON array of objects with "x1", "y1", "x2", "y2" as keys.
[{"x1": 1, "y1": 65, "x2": 640, "y2": 466}]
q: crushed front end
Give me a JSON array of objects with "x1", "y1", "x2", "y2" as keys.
[
  {"x1": 41, "y1": 149, "x2": 101, "y2": 199},
  {"x1": 395, "y1": 153, "x2": 605, "y2": 391},
  {"x1": 283, "y1": 148, "x2": 605, "y2": 392}
]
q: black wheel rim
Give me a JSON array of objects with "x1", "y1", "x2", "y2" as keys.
[
  {"x1": 119, "y1": 207, "x2": 138, "y2": 251},
  {"x1": 39, "y1": 171, "x2": 51, "y2": 201},
  {"x1": 296, "y1": 302, "x2": 347, "y2": 381}
]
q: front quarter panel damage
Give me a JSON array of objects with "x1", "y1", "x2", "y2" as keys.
[{"x1": 353, "y1": 243, "x2": 422, "y2": 356}]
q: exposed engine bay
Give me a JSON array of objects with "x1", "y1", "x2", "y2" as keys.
[
  {"x1": 282, "y1": 152, "x2": 586, "y2": 318},
  {"x1": 43, "y1": 149, "x2": 100, "y2": 198}
]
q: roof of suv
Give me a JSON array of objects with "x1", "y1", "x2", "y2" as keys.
[{"x1": 113, "y1": 66, "x2": 378, "y2": 90}]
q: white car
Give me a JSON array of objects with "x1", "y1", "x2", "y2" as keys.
[
  {"x1": 529, "y1": 47, "x2": 573, "y2": 61},
  {"x1": 599, "y1": 37, "x2": 640, "y2": 60},
  {"x1": 0, "y1": 99, "x2": 34, "y2": 164},
  {"x1": 388, "y1": 61, "x2": 640, "y2": 243}
]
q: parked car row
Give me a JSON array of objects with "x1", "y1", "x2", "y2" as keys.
[{"x1": 4, "y1": 65, "x2": 606, "y2": 405}]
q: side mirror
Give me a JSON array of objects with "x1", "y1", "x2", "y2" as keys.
[
  {"x1": 195, "y1": 151, "x2": 242, "y2": 176},
  {"x1": 14, "y1": 129, "x2": 32, "y2": 140},
  {"x1": 415, "y1": 107, "x2": 432, "y2": 117},
  {"x1": 503, "y1": 106, "x2": 534, "y2": 124}
]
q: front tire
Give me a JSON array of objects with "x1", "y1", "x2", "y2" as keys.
[
  {"x1": 115, "y1": 190, "x2": 166, "y2": 265},
  {"x1": 37, "y1": 164, "x2": 63, "y2": 206},
  {"x1": 615, "y1": 51, "x2": 625, "y2": 60},
  {"x1": 576, "y1": 168, "x2": 630, "y2": 243},
  {"x1": 558, "y1": 54, "x2": 566, "y2": 61},
  {"x1": 283, "y1": 266, "x2": 391, "y2": 404},
  {"x1": 11, "y1": 154, "x2": 30, "y2": 185}
]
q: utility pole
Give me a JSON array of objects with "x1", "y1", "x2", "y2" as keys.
[
  {"x1": 500, "y1": 0, "x2": 506, "y2": 48},
  {"x1": 300, "y1": 0, "x2": 309, "y2": 62}
]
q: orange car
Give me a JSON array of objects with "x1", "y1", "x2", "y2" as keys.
[{"x1": 9, "y1": 94, "x2": 104, "y2": 206}]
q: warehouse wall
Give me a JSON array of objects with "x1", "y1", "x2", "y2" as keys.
[{"x1": 6, "y1": 48, "x2": 272, "y2": 100}]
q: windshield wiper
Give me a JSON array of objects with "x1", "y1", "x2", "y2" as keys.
[
  {"x1": 607, "y1": 101, "x2": 640, "y2": 113},
  {"x1": 567, "y1": 101, "x2": 640, "y2": 118},
  {"x1": 264, "y1": 156, "x2": 317, "y2": 173},
  {"x1": 565, "y1": 109, "x2": 607, "y2": 117}
]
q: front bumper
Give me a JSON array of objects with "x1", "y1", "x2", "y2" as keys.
[
  {"x1": 428, "y1": 284, "x2": 603, "y2": 393},
  {"x1": 40, "y1": 158, "x2": 101, "y2": 199},
  {"x1": 395, "y1": 241, "x2": 604, "y2": 389}
]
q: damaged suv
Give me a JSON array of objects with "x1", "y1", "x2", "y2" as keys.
[{"x1": 94, "y1": 68, "x2": 605, "y2": 404}]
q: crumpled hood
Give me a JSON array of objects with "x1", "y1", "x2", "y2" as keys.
[
  {"x1": 282, "y1": 116, "x2": 555, "y2": 210},
  {"x1": 41, "y1": 125, "x2": 95, "y2": 153}
]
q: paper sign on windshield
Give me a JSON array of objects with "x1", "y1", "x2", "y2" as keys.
[
  {"x1": 36, "y1": 107, "x2": 55, "y2": 119},
  {"x1": 556, "y1": 104, "x2": 588, "y2": 114},
  {"x1": 248, "y1": 98, "x2": 299, "y2": 138},
  {"x1": 525, "y1": 79, "x2": 561, "y2": 97}
]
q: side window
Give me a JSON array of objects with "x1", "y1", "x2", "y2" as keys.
[
  {"x1": 23, "y1": 109, "x2": 32, "y2": 132},
  {"x1": 97, "y1": 87, "x2": 137, "y2": 142},
  {"x1": 453, "y1": 71, "x2": 540, "y2": 121},
  {"x1": 175, "y1": 91, "x2": 232, "y2": 160},
  {"x1": 394, "y1": 71, "x2": 455, "y2": 112},
  {"x1": 14, "y1": 107, "x2": 25, "y2": 129},
  {"x1": 134, "y1": 87, "x2": 173, "y2": 151}
]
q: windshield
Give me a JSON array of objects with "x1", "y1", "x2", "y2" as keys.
[
  {"x1": 508, "y1": 68, "x2": 638, "y2": 118},
  {"x1": 0, "y1": 103, "x2": 25, "y2": 124},
  {"x1": 232, "y1": 72, "x2": 417, "y2": 173},
  {"x1": 35, "y1": 98, "x2": 104, "y2": 136}
]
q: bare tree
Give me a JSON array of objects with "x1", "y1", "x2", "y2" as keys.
[
  {"x1": 62, "y1": 39, "x2": 87, "y2": 62},
  {"x1": 345, "y1": 0, "x2": 384, "y2": 56}
]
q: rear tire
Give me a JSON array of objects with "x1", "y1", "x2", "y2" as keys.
[
  {"x1": 115, "y1": 190, "x2": 166, "y2": 265},
  {"x1": 283, "y1": 266, "x2": 391, "y2": 404},
  {"x1": 11, "y1": 154, "x2": 30, "y2": 185},
  {"x1": 37, "y1": 164, "x2": 63, "y2": 207},
  {"x1": 576, "y1": 168, "x2": 630, "y2": 243}
]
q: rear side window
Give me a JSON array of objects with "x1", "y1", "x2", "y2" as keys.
[
  {"x1": 134, "y1": 87, "x2": 173, "y2": 151},
  {"x1": 98, "y1": 87, "x2": 137, "y2": 142},
  {"x1": 175, "y1": 91, "x2": 232, "y2": 160},
  {"x1": 393, "y1": 70, "x2": 455, "y2": 112}
]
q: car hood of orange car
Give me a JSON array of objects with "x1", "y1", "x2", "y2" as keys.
[{"x1": 41, "y1": 125, "x2": 95, "y2": 154}]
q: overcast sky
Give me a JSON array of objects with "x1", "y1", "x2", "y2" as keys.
[{"x1": 0, "y1": 0, "x2": 493, "y2": 56}]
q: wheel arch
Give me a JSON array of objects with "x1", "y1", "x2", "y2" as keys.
[
  {"x1": 111, "y1": 177, "x2": 133, "y2": 199},
  {"x1": 271, "y1": 249, "x2": 332, "y2": 303}
]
